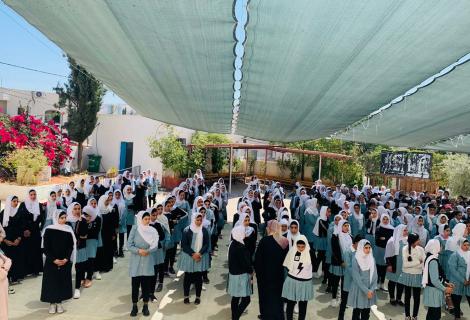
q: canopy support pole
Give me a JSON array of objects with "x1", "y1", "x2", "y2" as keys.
[
  {"x1": 318, "y1": 155, "x2": 322, "y2": 180},
  {"x1": 229, "y1": 147, "x2": 233, "y2": 194},
  {"x1": 264, "y1": 149, "x2": 268, "y2": 179}
]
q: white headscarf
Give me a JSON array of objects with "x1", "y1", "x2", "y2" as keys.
[
  {"x1": 385, "y1": 224, "x2": 408, "y2": 259},
  {"x1": 136, "y1": 211, "x2": 158, "y2": 250},
  {"x1": 379, "y1": 213, "x2": 394, "y2": 230},
  {"x1": 445, "y1": 223, "x2": 467, "y2": 252},
  {"x1": 98, "y1": 193, "x2": 113, "y2": 215},
  {"x1": 367, "y1": 209, "x2": 379, "y2": 235},
  {"x1": 305, "y1": 198, "x2": 319, "y2": 216},
  {"x1": 46, "y1": 193, "x2": 58, "y2": 221},
  {"x1": 283, "y1": 235, "x2": 311, "y2": 274},
  {"x1": 82, "y1": 204, "x2": 98, "y2": 222},
  {"x1": 352, "y1": 207, "x2": 364, "y2": 230},
  {"x1": 123, "y1": 185, "x2": 135, "y2": 200},
  {"x1": 42, "y1": 210, "x2": 77, "y2": 263},
  {"x1": 112, "y1": 189, "x2": 126, "y2": 219},
  {"x1": 192, "y1": 196, "x2": 204, "y2": 213},
  {"x1": 156, "y1": 206, "x2": 170, "y2": 234},
  {"x1": 2, "y1": 196, "x2": 18, "y2": 227},
  {"x1": 422, "y1": 239, "x2": 441, "y2": 288},
  {"x1": 457, "y1": 239, "x2": 470, "y2": 281},
  {"x1": 287, "y1": 220, "x2": 300, "y2": 248},
  {"x1": 413, "y1": 216, "x2": 427, "y2": 246},
  {"x1": 355, "y1": 239, "x2": 375, "y2": 284},
  {"x1": 190, "y1": 211, "x2": 204, "y2": 253},
  {"x1": 66, "y1": 202, "x2": 81, "y2": 223},
  {"x1": 436, "y1": 214, "x2": 448, "y2": 228},
  {"x1": 24, "y1": 190, "x2": 41, "y2": 221},
  {"x1": 235, "y1": 207, "x2": 255, "y2": 237},
  {"x1": 63, "y1": 187, "x2": 74, "y2": 207},
  {"x1": 397, "y1": 207, "x2": 407, "y2": 224},
  {"x1": 231, "y1": 225, "x2": 246, "y2": 245},
  {"x1": 337, "y1": 220, "x2": 352, "y2": 253},
  {"x1": 313, "y1": 206, "x2": 328, "y2": 236}
]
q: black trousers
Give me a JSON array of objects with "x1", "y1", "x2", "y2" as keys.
[
  {"x1": 426, "y1": 306, "x2": 441, "y2": 320},
  {"x1": 404, "y1": 286, "x2": 421, "y2": 317},
  {"x1": 352, "y1": 308, "x2": 370, "y2": 320},
  {"x1": 132, "y1": 276, "x2": 152, "y2": 303},
  {"x1": 231, "y1": 296, "x2": 251, "y2": 320},
  {"x1": 451, "y1": 294, "x2": 470, "y2": 319},
  {"x1": 308, "y1": 243, "x2": 316, "y2": 268},
  {"x1": 211, "y1": 233, "x2": 218, "y2": 252},
  {"x1": 286, "y1": 300, "x2": 307, "y2": 320},
  {"x1": 148, "y1": 194, "x2": 156, "y2": 208},
  {"x1": 376, "y1": 264, "x2": 386, "y2": 284},
  {"x1": 165, "y1": 247, "x2": 177, "y2": 271},
  {"x1": 313, "y1": 250, "x2": 325, "y2": 273},
  {"x1": 86, "y1": 258, "x2": 95, "y2": 280},
  {"x1": 330, "y1": 274, "x2": 342, "y2": 299},
  {"x1": 75, "y1": 261, "x2": 87, "y2": 289},
  {"x1": 127, "y1": 225, "x2": 133, "y2": 241},
  {"x1": 338, "y1": 290, "x2": 349, "y2": 320},
  {"x1": 149, "y1": 264, "x2": 165, "y2": 292},
  {"x1": 388, "y1": 280, "x2": 403, "y2": 301},
  {"x1": 183, "y1": 272, "x2": 203, "y2": 297}
]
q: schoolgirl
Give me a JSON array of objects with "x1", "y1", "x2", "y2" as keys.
[
  {"x1": 448, "y1": 238, "x2": 470, "y2": 319},
  {"x1": 312, "y1": 206, "x2": 331, "y2": 280},
  {"x1": 330, "y1": 219, "x2": 352, "y2": 307},
  {"x1": 374, "y1": 213, "x2": 394, "y2": 291},
  {"x1": 384, "y1": 224, "x2": 408, "y2": 306},
  {"x1": 83, "y1": 200, "x2": 101, "y2": 286}
]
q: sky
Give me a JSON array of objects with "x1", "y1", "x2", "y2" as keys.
[{"x1": 0, "y1": 2, "x2": 124, "y2": 104}]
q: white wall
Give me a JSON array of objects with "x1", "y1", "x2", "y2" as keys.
[{"x1": 82, "y1": 114, "x2": 194, "y2": 177}]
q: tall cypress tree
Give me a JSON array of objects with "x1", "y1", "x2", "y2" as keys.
[{"x1": 54, "y1": 57, "x2": 105, "y2": 170}]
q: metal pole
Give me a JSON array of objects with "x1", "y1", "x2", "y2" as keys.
[
  {"x1": 318, "y1": 155, "x2": 322, "y2": 180},
  {"x1": 264, "y1": 148, "x2": 268, "y2": 179},
  {"x1": 229, "y1": 147, "x2": 233, "y2": 194}
]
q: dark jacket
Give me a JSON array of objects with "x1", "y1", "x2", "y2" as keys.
[{"x1": 229, "y1": 241, "x2": 253, "y2": 275}]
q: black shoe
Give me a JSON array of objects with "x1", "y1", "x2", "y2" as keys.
[
  {"x1": 156, "y1": 283, "x2": 163, "y2": 292},
  {"x1": 130, "y1": 305, "x2": 138, "y2": 317},
  {"x1": 169, "y1": 267, "x2": 176, "y2": 275},
  {"x1": 390, "y1": 300, "x2": 397, "y2": 306},
  {"x1": 142, "y1": 304, "x2": 150, "y2": 316},
  {"x1": 322, "y1": 278, "x2": 327, "y2": 284},
  {"x1": 118, "y1": 251, "x2": 124, "y2": 258},
  {"x1": 397, "y1": 301, "x2": 405, "y2": 307},
  {"x1": 325, "y1": 287, "x2": 331, "y2": 293},
  {"x1": 203, "y1": 277, "x2": 210, "y2": 284},
  {"x1": 184, "y1": 298, "x2": 190, "y2": 304},
  {"x1": 194, "y1": 298, "x2": 201, "y2": 305},
  {"x1": 150, "y1": 295, "x2": 158, "y2": 303}
]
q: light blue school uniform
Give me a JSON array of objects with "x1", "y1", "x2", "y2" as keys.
[
  {"x1": 342, "y1": 248, "x2": 354, "y2": 292},
  {"x1": 348, "y1": 215, "x2": 365, "y2": 238},
  {"x1": 449, "y1": 218, "x2": 460, "y2": 233},
  {"x1": 153, "y1": 228, "x2": 171, "y2": 266},
  {"x1": 326, "y1": 224, "x2": 334, "y2": 265},
  {"x1": 282, "y1": 264, "x2": 314, "y2": 302},
  {"x1": 385, "y1": 242, "x2": 405, "y2": 282},
  {"x1": 177, "y1": 227, "x2": 210, "y2": 273},
  {"x1": 423, "y1": 259, "x2": 446, "y2": 308},
  {"x1": 447, "y1": 252, "x2": 468, "y2": 296},
  {"x1": 127, "y1": 226, "x2": 158, "y2": 277},
  {"x1": 347, "y1": 259, "x2": 378, "y2": 308},
  {"x1": 424, "y1": 215, "x2": 437, "y2": 238},
  {"x1": 434, "y1": 236, "x2": 451, "y2": 278},
  {"x1": 301, "y1": 214, "x2": 317, "y2": 245},
  {"x1": 124, "y1": 198, "x2": 136, "y2": 227},
  {"x1": 69, "y1": 221, "x2": 88, "y2": 263}
]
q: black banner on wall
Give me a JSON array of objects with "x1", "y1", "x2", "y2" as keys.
[{"x1": 380, "y1": 151, "x2": 432, "y2": 179}]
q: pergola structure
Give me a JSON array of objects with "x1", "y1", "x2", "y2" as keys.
[{"x1": 188, "y1": 143, "x2": 351, "y2": 193}]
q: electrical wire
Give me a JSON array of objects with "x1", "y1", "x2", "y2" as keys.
[{"x1": 0, "y1": 61, "x2": 67, "y2": 78}]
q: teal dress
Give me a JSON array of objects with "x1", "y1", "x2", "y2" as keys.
[
  {"x1": 434, "y1": 236, "x2": 451, "y2": 278},
  {"x1": 127, "y1": 226, "x2": 158, "y2": 277},
  {"x1": 302, "y1": 214, "x2": 317, "y2": 245},
  {"x1": 153, "y1": 228, "x2": 171, "y2": 265},
  {"x1": 348, "y1": 215, "x2": 365, "y2": 238},
  {"x1": 385, "y1": 242, "x2": 405, "y2": 282},
  {"x1": 342, "y1": 248, "x2": 354, "y2": 292},
  {"x1": 347, "y1": 259, "x2": 378, "y2": 308},
  {"x1": 124, "y1": 198, "x2": 136, "y2": 227},
  {"x1": 424, "y1": 215, "x2": 437, "y2": 238},
  {"x1": 423, "y1": 259, "x2": 446, "y2": 308},
  {"x1": 177, "y1": 227, "x2": 210, "y2": 273},
  {"x1": 447, "y1": 252, "x2": 468, "y2": 296}
]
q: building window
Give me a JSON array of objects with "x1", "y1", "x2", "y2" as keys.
[{"x1": 45, "y1": 110, "x2": 61, "y2": 124}]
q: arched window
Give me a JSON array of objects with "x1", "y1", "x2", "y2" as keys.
[{"x1": 44, "y1": 110, "x2": 61, "y2": 123}]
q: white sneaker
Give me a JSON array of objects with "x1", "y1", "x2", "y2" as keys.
[
  {"x1": 73, "y1": 289, "x2": 81, "y2": 299},
  {"x1": 48, "y1": 304, "x2": 56, "y2": 314},
  {"x1": 202, "y1": 285, "x2": 207, "y2": 291},
  {"x1": 56, "y1": 303, "x2": 64, "y2": 314},
  {"x1": 330, "y1": 299, "x2": 339, "y2": 307},
  {"x1": 294, "y1": 303, "x2": 299, "y2": 314},
  {"x1": 113, "y1": 257, "x2": 117, "y2": 264},
  {"x1": 314, "y1": 271, "x2": 323, "y2": 279},
  {"x1": 95, "y1": 272, "x2": 102, "y2": 280},
  {"x1": 381, "y1": 283, "x2": 388, "y2": 292}
]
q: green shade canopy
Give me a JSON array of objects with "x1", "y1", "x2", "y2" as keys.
[
  {"x1": 337, "y1": 55, "x2": 470, "y2": 150},
  {"x1": 6, "y1": 0, "x2": 470, "y2": 148}
]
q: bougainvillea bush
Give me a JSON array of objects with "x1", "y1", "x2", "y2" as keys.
[{"x1": 0, "y1": 114, "x2": 72, "y2": 175}]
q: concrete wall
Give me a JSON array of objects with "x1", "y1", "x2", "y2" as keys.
[{"x1": 81, "y1": 114, "x2": 194, "y2": 178}]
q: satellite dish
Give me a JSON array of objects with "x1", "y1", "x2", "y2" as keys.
[{"x1": 35, "y1": 91, "x2": 42, "y2": 98}]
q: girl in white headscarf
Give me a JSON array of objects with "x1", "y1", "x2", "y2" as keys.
[
  {"x1": 413, "y1": 215, "x2": 429, "y2": 247},
  {"x1": 330, "y1": 220, "x2": 352, "y2": 306},
  {"x1": 422, "y1": 239, "x2": 452, "y2": 320},
  {"x1": 445, "y1": 222, "x2": 467, "y2": 253},
  {"x1": 44, "y1": 191, "x2": 59, "y2": 228},
  {"x1": 112, "y1": 189, "x2": 127, "y2": 257},
  {"x1": 447, "y1": 238, "x2": 470, "y2": 319},
  {"x1": 95, "y1": 192, "x2": 119, "y2": 275},
  {"x1": 302, "y1": 198, "x2": 318, "y2": 255},
  {"x1": 347, "y1": 239, "x2": 377, "y2": 319},
  {"x1": 349, "y1": 203, "x2": 364, "y2": 237},
  {"x1": 40, "y1": 210, "x2": 76, "y2": 314},
  {"x1": 282, "y1": 235, "x2": 313, "y2": 320},
  {"x1": 178, "y1": 210, "x2": 210, "y2": 305},
  {"x1": 127, "y1": 210, "x2": 159, "y2": 316},
  {"x1": 384, "y1": 224, "x2": 408, "y2": 305},
  {"x1": 374, "y1": 213, "x2": 394, "y2": 291},
  {"x1": 123, "y1": 185, "x2": 136, "y2": 241},
  {"x1": 434, "y1": 224, "x2": 452, "y2": 279},
  {"x1": 312, "y1": 206, "x2": 330, "y2": 280},
  {"x1": 227, "y1": 226, "x2": 253, "y2": 320}
]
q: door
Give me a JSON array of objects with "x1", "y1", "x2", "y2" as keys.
[{"x1": 119, "y1": 142, "x2": 133, "y2": 171}]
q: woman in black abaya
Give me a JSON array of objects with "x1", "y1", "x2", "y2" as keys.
[{"x1": 254, "y1": 219, "x2": 289, "y2": 320}]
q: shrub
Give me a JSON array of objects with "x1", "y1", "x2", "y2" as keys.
[{"x1": 2, "y1": 148, "x2": 47, "y2": 180}]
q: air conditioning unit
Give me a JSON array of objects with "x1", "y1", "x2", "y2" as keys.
[{"x1": 35, "y1": 91, "x2": 43, "y2": 98}]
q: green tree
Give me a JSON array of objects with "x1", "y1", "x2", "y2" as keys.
[
  {"x1": 148, "y1": 127, "x2": 188, "y2": 176},
  {"x1": 189, "y1": 132, "x2": 231, "y2": 173},
  {"x1": 54, "y1": 57, "x2": 106, "y2": 170},
  {"x1": 443, "y1": 154, "x2": 470, "y2": 196}
]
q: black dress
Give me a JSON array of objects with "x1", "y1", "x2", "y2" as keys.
[
  {"x1": 17, "y1": 202, "x2": 45, "y2": 275},
  {"x1": 0, "y1": 210, "x2": 26, "y2": 281},
  {"x1": 254, "y1": 235, "x2": 288, "y2": 320},
  {"x1": 95, "y1": 208, "x2": 119, "y2": 272},
  {"x1": 40, "y1": 228, "x2": 74, "y2": 303}
]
